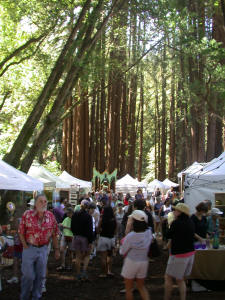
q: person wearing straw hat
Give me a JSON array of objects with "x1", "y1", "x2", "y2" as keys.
[{"x1": 164, "y1": 203, "x2": 195, "y2": 300}]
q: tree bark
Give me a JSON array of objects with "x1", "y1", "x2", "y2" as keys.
[
  {"x1": 158, "y1": 44, "x2": 167, "y2": 181},
  {"x1": 137, "y1": 73, "x2": 144, "y2": 181}
]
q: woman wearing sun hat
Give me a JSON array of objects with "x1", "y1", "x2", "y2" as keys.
[{"x1": 164, "y1": 203, "x2": 195, "y2": 300}]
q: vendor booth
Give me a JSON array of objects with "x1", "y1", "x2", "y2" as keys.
[
  {"x1": 162, "y1": 178, "x2": 179, "y2": 188},
  {"x1": 115, "y1": 174, "x2": 145, "y2": 196},
  {"x1": 147, "y1": 179, "x2": 167, "y2": 193},
  {"x1": 28, "y1": 164, "x2": 73, "y2": 204},
  {"x1": 0, "y1": 160, "x2": 43, "y2": 192},
  {"x1": 59, "y1": 171, "x2": 92, "y2": 204},
  {"x1": 0, "y1": 160, "x2": 44, "y2": 290},
  {"x1": 59, "y1": 171, "x2": 92, "y2": 190},
  {"x1": 184, "y1": 152, "x2": 225, "y2": 214},
  {"x1": 28, "y1": 164, "x2": 70, "y2": 189}
]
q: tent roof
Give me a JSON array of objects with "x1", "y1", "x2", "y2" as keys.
[
  {"x1": 0, "y1": 159, "x2": 43, "y2": 191},
  {"x1": 59, "y1": 171, "x2": 92, "y2": 189},
  {"x1": 116, "y1": 174, "x2": 144, "y2": 188},
  {"x1": 147, "y1": 179, "x2": 167, "y2": 191},
  {"x1": 184, "y1": 152, "x2": 225, "y2": 214},
  {"x1": 177, "y1": 162, "x2": 204, "y2": 178},
  {"x1": 28, "y1": 164, "x2": 70, "y2": 189},
  {"x1": 163, "y1": 178, "x2": 179, "y2": 188},
  {"x1": 186, "y1": 152, "x2": 225, "y2": 184}
]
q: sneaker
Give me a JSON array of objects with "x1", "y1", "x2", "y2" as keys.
[{"x1": 7, "y1": 277, "x2": 19, "y2": 284}]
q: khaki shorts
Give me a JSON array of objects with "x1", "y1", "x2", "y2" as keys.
[
  {"x1": 121, "y1": 257, "x2": 149, "y2": 279},
  {"x1": 97, "y1": 236, "x2": 115, "y2": 252},
  {"x1": 165, "y1": 254, "x2": 195, "y2": 280}
]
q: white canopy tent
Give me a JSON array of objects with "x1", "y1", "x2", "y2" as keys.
[
  {"x1": 59, "y1": 171, "x2": 92, "y2": 189},
  {"x1": 0, "y1": 159, "x2": 43, "y2": 191},
  {"x1": 177, "y1": 162, "x2": 204, "y2": 178},
  {"x1": 163, "y1": 178, "x2": 179, "y2": 188},
  {"x1": 147, "y1": 179, "x2": 167, "y2": 192},
  {"x1": 184, "y1": 152, "x2": 225, "y2": 213},
  {"x1": 116, "y1": 174, "x2": 145, "y2": 196},
  {"x1": 28, "y1": 164, "x2": 70, "y2": 189}
]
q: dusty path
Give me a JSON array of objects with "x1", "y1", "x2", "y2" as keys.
[{"x1": 1, "y1": 245, "x2": 225, "y2": 300}]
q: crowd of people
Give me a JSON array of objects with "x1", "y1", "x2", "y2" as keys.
[{"x1": 0, "y1": 187, "x2": 223, "y2": 300}]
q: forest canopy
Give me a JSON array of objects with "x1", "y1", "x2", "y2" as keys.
[{"x1": 0, "y1": 0, "x2": 225, "y2": 182}]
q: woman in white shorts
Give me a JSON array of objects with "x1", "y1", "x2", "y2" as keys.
[
  {"x1": 164, "y1": 203, "x2": 195, "y2": 300},
  {"x1": 120, "y1": 210, "x2": 152, "y2": 300}
]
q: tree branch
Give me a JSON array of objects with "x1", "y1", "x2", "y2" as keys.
[
  {"x1": 0, "y1": 39, "x2": 45, "y2": 77},
  {"x1": 0, "y1": 91, "x2": 11, "y2": 111},
  {"x1": 0, "y1": 34, "x2": 46, "y2": 71}
]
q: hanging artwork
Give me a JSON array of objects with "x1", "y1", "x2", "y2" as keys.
[{"x1": 92, "y1": 168, "x2": 117, "y2": 191}]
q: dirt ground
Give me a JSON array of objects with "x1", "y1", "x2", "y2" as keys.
[{"x1": 1, "y1": 242, "x2": 225, "y2": 300}]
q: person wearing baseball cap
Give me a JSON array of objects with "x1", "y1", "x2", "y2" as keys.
[
  {"x1": 120, "y1": 209, "x2": 152, "y2": 300},
  {"x1": 28, "y1": 199, "x2": 35, "y2": 210},
  {"x1": 164, "y1": 203, "x2": 195, "y2": 300}
]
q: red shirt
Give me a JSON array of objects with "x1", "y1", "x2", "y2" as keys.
[{"x1": 18, "y1": 210, "x2": 59, "y2": 246}]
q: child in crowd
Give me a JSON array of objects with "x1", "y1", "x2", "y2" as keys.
[
  {"x1": 57, "y1": 207, "x2": 74, "y2": 271},
  {"x1": 7, "y1": 219, "x2": 23, "y2": 284}
]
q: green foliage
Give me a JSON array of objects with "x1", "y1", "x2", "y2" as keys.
[{"x1": 0, "y1": 0, "x2": 225, "y2": 179}]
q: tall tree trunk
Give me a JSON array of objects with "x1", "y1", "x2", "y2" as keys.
[
  {"x1": 127, "y1": 5, "x2": 137, "y2": 177},
  {"x1": 20, "y1": 0, "x2": 119, "y2": 172},
  {"x1": 196, "y1": 0, "x2": 206, "y2": 161},
  {"x1": 89, "y1": 86, "x2": 96, "y2": 179},
  {"x1": 188, "y1": 0, "x2": 198, "y2": 162},
  {"x1": 99, "y1": 31, "x2": 106, "y2": 173},
  {"x1": 138, "y1": 73, "x2": 144, "y2": 181},
  {"x1": 211, "y1": 0, "x2": 225, "y2": 156},
  {"x1": 168, "y1": 59, "x2": 175, "y2": 180},
  {"x1": 155, "y1": 75, "x2": 160, "y2": 178},
  {"x1": 95, "y1": 91, "x2": 100, "y2": 172},
  {"x1": 3, "y1": 0, "x2": 92, "y2": 168},
  {"x1": 119, "y1": 76, "x2": 128, "y2": 176},
  {"x1": 158, "y1": 44, "x2": 167, "y2": 181}
]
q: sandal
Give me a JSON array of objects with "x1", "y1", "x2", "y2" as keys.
[
  {"x1": 56, "y1": 265, "x2": 65, "y2": 271},
  {"x1": 98, "y1": 274, "x2": 107, "y2": 278}
]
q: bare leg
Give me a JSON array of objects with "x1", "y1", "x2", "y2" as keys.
[
  {"x1": 100, "y1": 251, "x2": 107, "y2": 275},
  {"x1": 176, "y1": 279, "x2": 186, "y2": 300},
  {"x1": 124, "y1": 278, "x2": 134, "y2": 300},
  {"x1": 136, "y1": 278, "x2": 150, "y2": 300},
  {"x1": 83, "y1": 251, "x2": 90, "y2": 272},
  {"x1": 164, "y1": 274, "x2": 173, "y2": 300},
  {"x1": 75, "y1": 251, "x2": 82, "y2": 276},
  {"x1": 60, "y1": 246, "x2": 66, "y2": 267},
  {"x1": 107, "y1": 254, "x2": 113, "y2": 274}
]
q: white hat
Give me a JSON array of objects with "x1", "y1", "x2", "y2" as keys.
[
  {"x1": 211, "y1": 207, "x2": 223, "y2": 216},
  {"x1": 130, "y1": 210, "x2": 148, "y2": 223},
  {"x1": 28, "y1": 199, "x2": 35, "y2": 206}
]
